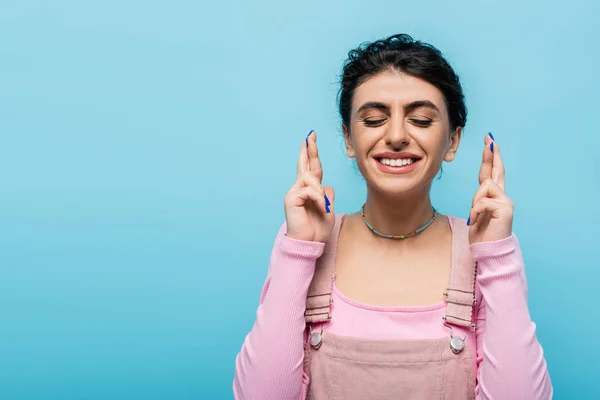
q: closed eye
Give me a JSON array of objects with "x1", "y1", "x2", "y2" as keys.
[
  {"x1": 363, "y1": 118, "x2": 387, "y2": 127},
  {"x1": 409, "y1": 119, "x2": 432, "y2": 128}
]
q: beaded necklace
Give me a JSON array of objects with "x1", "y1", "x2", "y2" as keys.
[{"x1": 360, "y1": 204, "x2": 437, "y2": 240}]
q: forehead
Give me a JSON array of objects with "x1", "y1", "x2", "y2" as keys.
[{"x1": 352, "y1": 70, "x2": 447, "y2": 114}]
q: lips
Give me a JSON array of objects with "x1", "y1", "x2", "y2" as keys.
[
  {"x1": 373, "y1": 151, "x2": 422, "y2": 160},
  {"x1": 372, "y1": 152, "x2": 422, "y2": 174}
]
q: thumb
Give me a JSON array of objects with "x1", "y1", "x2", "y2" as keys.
[{"x1": 323, "y1": 186, "x2": 335, "y2": 213}]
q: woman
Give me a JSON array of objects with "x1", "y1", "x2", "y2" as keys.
[{"x1": 233, "y1": 34, "x2": 552, "y2": 399}]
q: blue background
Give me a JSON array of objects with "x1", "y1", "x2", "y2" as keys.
[{"x1": 1, "y1": 1, "x2": 598, "y2": 399}]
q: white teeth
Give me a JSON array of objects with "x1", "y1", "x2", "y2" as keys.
[{"x1": 379, "y1": 158, "x2": 415, "y2": 167}]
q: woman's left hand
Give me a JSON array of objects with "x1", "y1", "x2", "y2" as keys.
[{"x1": 468, "y1": 133, "x2": 514, "y2": 244}]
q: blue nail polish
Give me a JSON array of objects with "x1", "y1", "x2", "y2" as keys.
[
  {"x1": 488, "y1": 132, "x2": 495, "y2": 141},
  {"x1": 306, "y1": 130, "x2": 314, "y2": 147},
  {"x1": 490, "y1": 142, "x2": 494, "y2": 153},
  {"x1": 466, "y1": 217, "x2": 471, "y2": 226},
  {"x1": 325, "y1": 195, "x2": 331, "y2": 213}
]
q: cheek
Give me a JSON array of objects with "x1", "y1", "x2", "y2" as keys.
[
  {"x1": 351, "y1": 126, "x2": 380, "y2": 153},
  {"x1": 416, "y1": 130, "x2": 449, "y2": 156}
]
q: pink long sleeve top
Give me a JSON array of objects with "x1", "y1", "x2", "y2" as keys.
[{"x1": 233, "y1": 221, "x2": 552, "y2": 399}]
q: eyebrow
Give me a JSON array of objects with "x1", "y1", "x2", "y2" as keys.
[
  {"x1": 356, "y1": 101, "x2": 389, "y2": 114},
  {"x1": 356, "y1": 100, "x2": 441, "y2": 115}
]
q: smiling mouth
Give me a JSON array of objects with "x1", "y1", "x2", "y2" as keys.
[{"x1": 375, "y1": 157, "x2": 419, "y2": 167}]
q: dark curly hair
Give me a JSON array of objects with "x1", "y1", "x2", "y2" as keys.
[{"x1": 338, "y1": 34, "x2": 467, "y2": 133}]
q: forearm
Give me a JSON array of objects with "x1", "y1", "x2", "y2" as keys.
[
  {"x1": 234, "y1": 230, "x2": 324, "y2": 400},
  {"x1": 473, "y1": 235, "x2": 552, "y2": 399}
]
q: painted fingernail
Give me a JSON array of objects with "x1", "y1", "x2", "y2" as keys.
[
  {"x1": 306, "y1": 130, "x2": 314, "y2": 147},
  {"x1": 490, "y1": 142, "x2": 494, "y2": 153},
  {"x1": 488, "y1": 132, "x2": 495, "y2": 141},
  {"x1": 466, "y1": 217, "x2": 471, "y2": 226},
  {"x1": 325, "y1": 195, "x2": 331, "y2": 213}
]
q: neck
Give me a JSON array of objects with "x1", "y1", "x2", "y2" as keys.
[{"x1": 363, "y1": 185, "x2": 435, "y2": 236}]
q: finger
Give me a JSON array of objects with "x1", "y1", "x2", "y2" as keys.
[
  {"x1": 469, "y1": 197, "x2": 503, "y2": 226},
  {"x1": 297, "y1": 137, "x2": 309, "y2": 177},
  {"x1": 307, "y1": 131, "x2": 323, "y2": 182},
  {"x1": 289, "y1": 186, "x2": 328, "y2": 213},
  {"x1": 290, "y1": 171, "x2": 324, "y2": 194},
  {"x1": 490, "y1": 139, "x2": 505, "y2": 191},
  {"x1": 471, "y1": 178, "x2": 507, "y2": 208},
  {"x1": 478, "y1": 134, "x2": 494, "y2": 184}
]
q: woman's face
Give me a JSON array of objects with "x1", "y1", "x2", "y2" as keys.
[{"x1": 344, "y1": 70, "x2": 462, "y2": 197}]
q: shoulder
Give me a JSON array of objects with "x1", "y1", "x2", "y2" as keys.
[
  {"x1": 335, "y1": 212, "x2": 349, "y2": 225},
  {"x1": 445, "y1": 214, "x2": 468, "y2": 227}
]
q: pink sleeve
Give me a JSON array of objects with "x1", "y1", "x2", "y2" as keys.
[
  {"x1": 471, "y1": 234, "x2": 553, "y2": 399},
  {"x1": 233, "y1": 222, "x2": 325, "y2": 400}
]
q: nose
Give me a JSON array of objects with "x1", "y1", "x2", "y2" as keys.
[{"x1": 385, "y1": 118, "x2": 410, "y2": 149}]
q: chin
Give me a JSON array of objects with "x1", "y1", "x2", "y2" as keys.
[
  {"x1": 359, "y1": 160, "x2": 435, "y2": 197},
  {"x1": 369, "y1": 180, "x2": 423, "y2": 198}
]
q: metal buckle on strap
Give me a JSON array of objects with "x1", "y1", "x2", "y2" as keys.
[
  {"x1": 442, "y1": 315, "x2": 476, "y2": 332},
  {"x1": 307, "y1": 292, "x2": 331, "y2": 298},
  {"x1": 304, "y1": 311, "x2": 331, "y2": 320},
  {"x1": 443, "y1": 288, "x2": 477, "y2": 305},
  {"x1": 305, "y1": 292, "x2": 333, "y2": 321},
  {"x1": 304, "y1": 304, "x2": 331, "y2": 313}
]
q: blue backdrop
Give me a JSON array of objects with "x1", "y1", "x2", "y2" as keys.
[{"x1": 1, "y1": 1, "x2": 598, "y2": 399}]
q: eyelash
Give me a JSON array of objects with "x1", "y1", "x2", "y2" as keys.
[
  {"x1": 363, "y1": 118, "x2": 432, "y2": 127},
  {"x1": 410, "y1": 119, "x2": 432, "y2": 128},
  {"x1": 363, "y1": 119, "x2": 386, "y2": 127}
]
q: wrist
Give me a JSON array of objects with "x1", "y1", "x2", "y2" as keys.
[
  {"x1": 280, "y1": 233, "x2": 326, "y2": 258},
  {"x1": 470, "y1": 234, "x2": 517, "y2": 260}
]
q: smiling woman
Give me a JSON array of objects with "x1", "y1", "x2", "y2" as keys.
[{"x1": 232, "y1": 34, "x2": 552, "y2": 399}]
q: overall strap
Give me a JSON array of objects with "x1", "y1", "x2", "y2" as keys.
[
  {"x1": 304, "y1": 214, "x2": 345, "y2": 324},
  {"x1": 443, "y1": 216, "x2": 477, "y2": 330}
]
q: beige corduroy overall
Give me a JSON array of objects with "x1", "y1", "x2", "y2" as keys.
[{"x1": 302, "y1": 214, "x2": 478, "y2": 400}]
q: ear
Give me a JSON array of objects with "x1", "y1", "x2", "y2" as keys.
[
  {"x1": 343, "y1": 124, "x2": 356, "y2": 158},
  {"x1": 443, "y1": 126, "x2": 462, "y2": 162}
]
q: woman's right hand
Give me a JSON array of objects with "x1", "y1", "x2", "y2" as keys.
[{"x1": 284, "y1": 131, "x2": 335, "y2": 243}]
